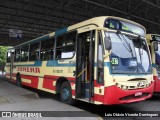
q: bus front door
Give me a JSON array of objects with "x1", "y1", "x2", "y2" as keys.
[{"x1": 76, "y1": 31, "x2": 95, "y2": 101}]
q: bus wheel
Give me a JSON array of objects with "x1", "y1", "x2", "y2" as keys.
[
  {"x1": 16, "y1": 75, "x2": 22, "y2": 87},
  {"x1": 60, "y1": 81, "x2": 75, "y2": 105}
]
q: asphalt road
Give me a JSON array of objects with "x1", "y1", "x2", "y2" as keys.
[{"x1": 1, "y1": 74, "x2": 160, "y2": 120}]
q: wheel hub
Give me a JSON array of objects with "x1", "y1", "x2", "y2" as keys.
[{"x1": 62, "y1": 88, "x2": 70, "y2": 101}]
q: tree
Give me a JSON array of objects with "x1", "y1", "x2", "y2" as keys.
[{"x1": 0, "y1": 46, "x2": 8, "y2": 66}]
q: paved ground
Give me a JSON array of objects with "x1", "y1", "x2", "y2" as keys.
[
  {"x1": 0, "y1": 74, "x2": 100, "y2": 120},
  {"x1": 1, "y1": 74, "x2": 160, "y2": 120},
  {"x1": 75, "y1": 95, "x2": 160, "y2": 120}
]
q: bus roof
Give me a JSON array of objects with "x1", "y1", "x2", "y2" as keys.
[{"x1": 14, "y1": 16, "x2": 146, "y2": 48}]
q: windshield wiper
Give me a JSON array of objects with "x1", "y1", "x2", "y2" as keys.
[
  {"x1": 116, "y1": 32, "x2": 134, "y2": 57},
  {"x1": 138, "y1": 37, "x2": 143, "y2": 64},
  {"x1": 121, "y1": 34, "x2": 133, "y2": 52}
]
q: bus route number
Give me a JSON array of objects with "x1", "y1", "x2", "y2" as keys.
[{"x1": 111, "y1": 57, "x2": 119, "y2": 65}]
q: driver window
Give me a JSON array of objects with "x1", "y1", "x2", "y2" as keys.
[{"x1": 97, "y1": 31, "x2": 104, "y2": 83}]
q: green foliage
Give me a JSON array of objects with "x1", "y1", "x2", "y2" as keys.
[{"x1": 0, "y1": 46, "x2": 8, "y2": 65}]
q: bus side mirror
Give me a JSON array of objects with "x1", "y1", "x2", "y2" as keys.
[
  {"x1": 153, "y1": 42, "x2": 158, "y2": 51},
  {"x1": 104, "y1": 37, "x2": 112, "y2": 50}
]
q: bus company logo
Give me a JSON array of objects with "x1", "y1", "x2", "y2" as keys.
[
  {"x1": 17, "y1": 67, "x2": 40, "y2": 73},
  {"x1": 137, "y1": 81, "x2": 145, "y2": 88}
]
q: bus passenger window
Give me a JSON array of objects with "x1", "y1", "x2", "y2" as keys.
[
  {"x1": 40, "y1": 38, "x2": 54, "y2": 61},
  {"x1": 55, "y1": 35, "x2": 65, "y2": 59},
  {"x1": 29, "y1": 43, "x2": 40, "y2": 61},
  {"x1": 56, "y1": 48, "x2": 62, "y2": 59},
  {"x1": 7, "y1": 52, "x2": 11, "y2": 63},
  {"x1": 15, "y1": 48, "x2": 21, "y2": 62},
  {"x1": 56, "y1": 31, "x2": 76, "y2": 59},
  {"x1": 21, "y1": 45, "x2": 29, "y2": 62}
]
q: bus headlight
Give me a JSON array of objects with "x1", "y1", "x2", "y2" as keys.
[
  {"x1": 122, "y1": 85, "x2": 128, "y2": 90},
  {"x1": 116, "y1": 83, "x2": 128, "y2": 90}
]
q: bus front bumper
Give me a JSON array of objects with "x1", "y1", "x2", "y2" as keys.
[{"x1": 103, "y1": 82, "x2": 154, "y2": 105}]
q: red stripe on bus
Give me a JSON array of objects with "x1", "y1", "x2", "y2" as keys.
[
  {"x1": 70, "y1": 82, "x2": 75, "y2": 86},
  {"x1": 43, "y1": 75, "x2": 75, "y2": 82},
  {"x1": 67, "y1": 77, "x2": 75, "y2": 81},
  {"x1": 44, "y1": 75, "x2": 59, "y2": 79},
  {"x1": 21, "y1": 75, "x2": 38, "y2": 88},
  {"x1": 44, "y1": 75, "x2": 75, "y2": 81},
  {"x1": 94, "y1": 80, "x2": 104, "y2": 87},
  {"x1": 5, "y1": 74, "x2": 10, "y2": 76},
  {"x1": 42, "y1": 78, "x2": 56, "y2": 91},
  {"x1": 92, "y1": 94, "x2": 104, "y2": 103},
  {"x1": 72, "y1": 90, "x2": 75, "y2": 96},
  {"x1": 12, "y1": 74, "x2": 16, "y2": 77}
]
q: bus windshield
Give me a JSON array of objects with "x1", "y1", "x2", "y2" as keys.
[
  {"x1": 156, "y1": 43, "x2": 160, "y2": 77},
  {"x1": 105, "y1": 32, "x2": 151, "y2": 74}
]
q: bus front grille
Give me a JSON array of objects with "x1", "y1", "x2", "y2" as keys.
[{"x1": 119, "y1": 93, "x2": 150, "y2": 100}]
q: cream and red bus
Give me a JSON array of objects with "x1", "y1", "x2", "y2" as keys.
[
  {"x1": 6, "y1": 16, "x2": 153, "y2": 105},
  {"x1": 146, "y1": 34, "x2": 160, "y2": 93}
]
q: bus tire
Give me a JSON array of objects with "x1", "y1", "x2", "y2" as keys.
[
  {"x1": 60, "y1": 81, "x2": 75, "y2": 105},
  {"x1": 16, "y1": 75, "x2": 22, "y2": 87}
]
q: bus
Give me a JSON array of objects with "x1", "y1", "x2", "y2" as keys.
[
  {"x1": 146, "y1": 34, "x2": 160, "y2": 93},
  {"x1": 5, "y1": 16, "x2": 153, "y2": 105}
]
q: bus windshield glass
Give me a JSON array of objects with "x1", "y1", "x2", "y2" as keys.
[
  {"x1": 105, "y1": 32, "x2": 151, "y2": 74},
  {"x1": 156, "y1": 43, "x2": 160, "y2": 77}
]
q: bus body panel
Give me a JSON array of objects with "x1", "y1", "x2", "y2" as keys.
[
  {"x1": 103, "y1": 83, "x2": 153, "y2": 105},
  {"x1": 5, "y1": 16, "x2": 153, "y2": 105},
  {"x1": 154, "y1": 76, "x2": 160, "y2": 92},
  {"x1": 146, "y1": 34, "x2": 160, "y2": 93}
]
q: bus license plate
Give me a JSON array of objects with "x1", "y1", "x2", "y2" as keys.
[{"x1": 135, "y1": 92, "x2": 142, "y2": 97}]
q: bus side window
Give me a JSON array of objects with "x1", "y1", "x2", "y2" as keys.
[
  {"x1": 40, "y1": 38, "x2": 54, "y2": 60},
  {"x1": 62, "y1": 31, "x2": 76, "y2": 58},
  {"x1": 15, "y1": 48, "x2": 21, "y2": 62},
  {"x1": 29, "y1": 42, "x2": 40, "y2": 61},
  {"x1": 21, "y1": 45, "x2": 29, "y2": 62},
  {"x1": 56, "y1": 34, "x2": 65, "y2": 59},
  {"x1": 55, "y1": 31, "x2": 76, "y2": 59},
  {"x1": 7, "y1": 52, "x2": 11, "y2": 63}
]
